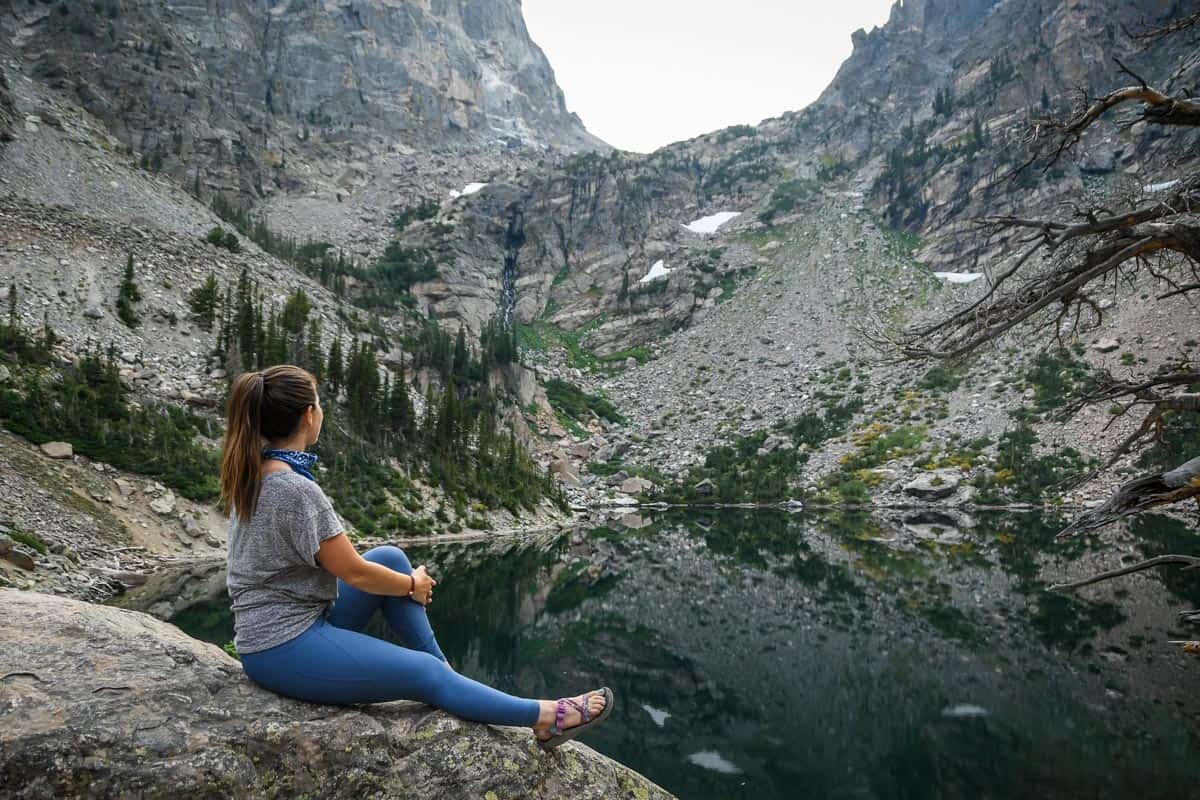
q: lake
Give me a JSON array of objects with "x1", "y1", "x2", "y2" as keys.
[{"x1": 118, "y1": 509, "x2": 1200, "y2": 799}]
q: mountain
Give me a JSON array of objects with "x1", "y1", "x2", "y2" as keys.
[
  {"x1": 1, "y1": 0, "x2": 1198, "y2": 550},
  {"x1": 6, "y1": 0, "x2": 602, "y2": 197}
]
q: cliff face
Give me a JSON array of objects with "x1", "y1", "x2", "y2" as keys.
[
  {"x1": 0, "y1": 588, "x2": 674, "y2": 800},
  {"x1": 402, "y1": 0, "x2": 1198, "y2": 344},
  {"x1": 6, "y1": 0, "x2": 602, "y2": 199}
]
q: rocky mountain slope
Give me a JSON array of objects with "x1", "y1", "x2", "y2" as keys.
[
  {"x1": 397, "y1": 0, "x2": 1199, "y2": 505},
  {"x1": 2, "y1": 0, "x2": 1198, "y2": 538}
]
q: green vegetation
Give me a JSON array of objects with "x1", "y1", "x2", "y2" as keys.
[
  {"x1": 971, "y1": 423, "x2": 1092, "y2": 504},
  {"x1": 660, "y1": 397, "x2": 863, "y2": 504},
  {"x1": 116, "y1": 253, "x2": 142, "y2": 329},
  {"x1": 544, "y1": 379, "x2": 624, "y2": 426},
  {"x1": 1022, "y1": 348, "x2": 1096, "y2": 417},
  {"x1": 758, "y1": 178, "x2": 819, "y2": 225},
  {"x1": 186, "y1": 273, "x2": 219, "y2": 331},
  {"x1": 515, "y1": 317, "x2": 652, "y2": 371},
  {"x1": 840, "y1": 423, "x2": 927, "y2": 472},
  {"x1": 391, "y1": 200, "x2": 439, "y2": 231},
  {"x1": 0, "y1": 336, "x2": 222, "y2": 502},
  {"x1": 302, "y1": 315, "x2": 562, "y2": 531},
  {"x1": 703, "y1": 140, "x2": 774, "y2": 196},
  {"x1": 815, "y1": 154, "x2": 851, "y2": 182},
  {"x1": 932, "y1": 85, "x2": 955, "y2": 116},
  {"x1": 9, "y1": 528, "x2": 47, "y2": 555},
  {"x1": 208, "y1": 193, "x2": 353, "y2": 297},
  {"x1": 919, "y1": 364, "x2": 966, "y2": 393},
  {"x1": 809, "y1": 421, "x2": 928, "y2": 504},
  {"x1": 360, "y1": 242, "x2": 440, "y2": 300},
  {"x1": 2, "y1": 278, "x2": 561, "y2": 536},
  {"x1": 875, "y1": 116, "x2": 991, "y2": 228},
  {"x1": 1136, "y1": 395, "x2": 1200, "y2": 473},
  {"x1": 204, "y1": 226, "x2": 241, "y2": 253}
]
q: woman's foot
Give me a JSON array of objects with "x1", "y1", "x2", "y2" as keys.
[{"x1": 533, "y1": 689, "x2": 608, "y2": 741}]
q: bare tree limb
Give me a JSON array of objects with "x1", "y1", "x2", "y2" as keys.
[{"x1": 1048, "y1": 554, "x2": 1200, "y2": 591}]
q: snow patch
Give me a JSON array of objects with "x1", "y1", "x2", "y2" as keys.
[
  {"x1": 687, "y1": 750, "x2": 743, "y2": 774},
  {"x1": 642, "y1": 704, "x2": 671, "y2": 727},
  {"x1": 934, "y1": 271, "x2": 984, "y2": 284},
  {"x1": 639, "y1": 259, "x2": 672, "y2": 284},
  {"x1": 683, "y1": 211, "x2": 741, "y2": 234},
  {"x1": 1143, "y1": 179, "x2": 1180, "y2": 193},
  {"x1": 449, "y1": 182, "x2": 488, "y2": 199}
]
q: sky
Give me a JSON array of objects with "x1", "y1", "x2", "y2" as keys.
[{"x1": 522, "y1": 1, "x2": 896, "y2": 153}]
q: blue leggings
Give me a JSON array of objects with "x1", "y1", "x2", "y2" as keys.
[{"x1": 240, "y1": 545, "x2": 541, "y2": 727}]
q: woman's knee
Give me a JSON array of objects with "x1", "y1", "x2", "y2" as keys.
[{"x1": 362, "y1": 544, "x2": 411, "y2": 573}]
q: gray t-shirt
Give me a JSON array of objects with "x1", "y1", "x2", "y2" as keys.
[{"x1": 226, "y1": 470, "x2": 345, "y2": 654}]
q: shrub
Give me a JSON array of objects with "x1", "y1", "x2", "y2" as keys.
[
  {"x1": 544, "y1": 379, "x2": 624, "y2": 425},
  {"x1": 9, "y1": 529, "x2": 47, "y2": 554}
]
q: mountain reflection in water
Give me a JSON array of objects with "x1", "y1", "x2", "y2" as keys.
[{"x1": 122, "y1": 510, "x2": 1200, "y2": 800}]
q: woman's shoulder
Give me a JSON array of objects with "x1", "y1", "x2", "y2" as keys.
[{"x1": 266, "y1": 471, "x2": 330, "y2": 509}]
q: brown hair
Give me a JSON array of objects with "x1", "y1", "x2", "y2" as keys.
[{"x1": 219, "y1": 364, "x2": 318, "y2": 524}]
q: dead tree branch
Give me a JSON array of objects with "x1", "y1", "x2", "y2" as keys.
[
  {"x1": 1058, "y1": 455, "x2": 1200, "y2": 535},
  {"x1": 1048, "y1": 554, "x2": 1200, "y2": 591}
]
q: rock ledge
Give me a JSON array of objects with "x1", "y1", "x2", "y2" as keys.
[{"x1": 0, "y1": 589, "x2": 673, "y2": 799}]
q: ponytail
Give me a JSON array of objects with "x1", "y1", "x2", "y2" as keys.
[
  {"x1": 219, "y1": 370, "x2": 266, "y2": 524},
  {"x1": 219, "y1": 364, "x2": 318, "y2": 523}
]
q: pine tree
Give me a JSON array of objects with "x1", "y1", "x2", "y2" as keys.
[
  {"x1": 326, "y1": 332, "x2": 344, "y2": 395},
  {"x1": 116, "y1": 253, "x2": 142, "y2": 328},
  {"x1": 281, "y1": 288, "x2": 311, "y2": 336},
  {"x1": 252, "y1": 290, "x2": 265, "y2": 369},
  {"x1": 235, "y1": 268, "x2": 255, "y2": 371},
  {"x1": 343, "y1": 341, "x2": 382, "y2": 436},
  {"x1": 452, "y1": 326, "x2": 469, "y2": 380},
  {"x1": 421, "y1": 382, "x2": 437, "y2": 444},
  {"x1": 304, "y1": 317, "x2": 324, "y2": 379},
  {"x1": 264, "y1": 306, "x2": 281, "y2": 366},
  {"x1": 187, "y1": 273, "x2": 220, "y2": 330},
  {"x1": 39, "y1": 312, "x2": 58, "y2": 354},
  {"x1": 388, "y1": 361, "x2": 415, "y2": 441},
  {"x1": 5, "y1": 282, "x2": 16, "y2": 327}
]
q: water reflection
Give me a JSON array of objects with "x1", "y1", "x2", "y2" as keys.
[{"x1": 120, "y1": 510, "x2": 1200, "y2": 800}]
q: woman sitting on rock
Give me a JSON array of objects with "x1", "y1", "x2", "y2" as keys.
[{"x1": 218, "y1": 364, "x2": 612, "y2": 750}]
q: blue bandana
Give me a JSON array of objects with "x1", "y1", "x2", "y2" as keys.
[{"x1": 261, "y1": 447, "x2": 320, "y2": 483}]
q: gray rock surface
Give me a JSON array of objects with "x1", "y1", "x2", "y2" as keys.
[
  {"x1": 903, "y1": 470, "x2": 963, "y2": 500},
  {"x1": 4, "y1": 0, "x2": 602, "y2": 201},
  {"x1": 0, "y1": 589, "x2": 673, "y2": 800},
  {"x1": 37, "y1": 441, "x2": 72, "y2": 459}
]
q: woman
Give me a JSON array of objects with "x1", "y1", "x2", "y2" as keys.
[{"x1": 219, "y1": 364, "x2": 612, "y2": 750}]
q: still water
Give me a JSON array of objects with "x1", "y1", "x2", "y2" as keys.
[{"x1": 128, "y1": 510, "x2": 1200, "y2": 799}]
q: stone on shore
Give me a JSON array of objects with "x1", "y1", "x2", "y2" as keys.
[
  {"x1": 902, "y1": 469, "x2": 962, "y2": 500},
  {"x1": 0, "y1": 589, "x2": 674, "y2": 800}
]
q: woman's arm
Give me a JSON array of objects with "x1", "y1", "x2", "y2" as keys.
[{"x1": 316, "y1": 533, "x2": 436, "y2": 603}]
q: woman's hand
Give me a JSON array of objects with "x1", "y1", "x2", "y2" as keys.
[
  {"x1": 317, "y1": 534, "x2": 437, "y2": 602},
  {"x1": 410, "y1": 564, "x2": 437, "y2": 605}
]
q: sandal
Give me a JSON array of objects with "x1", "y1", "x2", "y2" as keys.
[{"x1": 535, "y1": 686, "x2": 615, "y2": 752}]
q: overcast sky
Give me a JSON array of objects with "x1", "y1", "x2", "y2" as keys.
[{"x1": 522, "y1": 1, "x2": 896, "y2": 153}]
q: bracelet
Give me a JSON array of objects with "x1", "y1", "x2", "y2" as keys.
[{"x1": 407, "y1": 573, "x2": 416, "y2": 598}]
